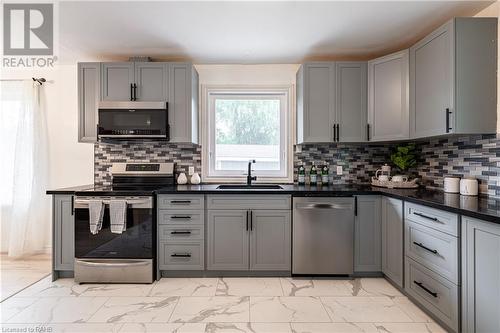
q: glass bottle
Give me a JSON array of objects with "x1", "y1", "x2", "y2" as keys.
[
  {"x1": 310, "y1": 162, "x2": 317, "y2": 186},
  {"x1": 298, "y1": 162, "x2": 306, "y2": 185},
  {"x1": 321, "y1": 162, "x2": 329, "y2": 186}
]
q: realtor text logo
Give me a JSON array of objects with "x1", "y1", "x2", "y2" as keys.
[{"x1": 4, "y1": 3, "x2": 53, "y2": 55}]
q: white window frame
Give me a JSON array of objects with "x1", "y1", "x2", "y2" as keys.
[{"x1": 201, "y1": 86, "x2": 294, "y2": 183}]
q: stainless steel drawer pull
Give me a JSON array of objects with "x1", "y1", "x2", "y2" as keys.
[
  {"x1": 413, "y1": 241, "x2": 439, "y2": 255},
  {"x1": 414, "y1": 280, "x2": 438, "y2": 298},
  {"x1": 171, "y1": 253, "x2": 191, "y2": 258},
  {"x1": 171, "y1": 215, "x2": 191, "y2": 219},
  {"x1": 170, "y1": 200, "x2": 192, "y2": 204},
  {"x1": 413, "y1": 212, "x2": 441, "y2": 223},
  {"x1": 170, "y1": 231, "x2": 192, "y2": 235}
]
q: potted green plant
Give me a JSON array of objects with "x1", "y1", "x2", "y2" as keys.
[{"x1": 390, "y1": 144, "x2": 417, "y2": 182}]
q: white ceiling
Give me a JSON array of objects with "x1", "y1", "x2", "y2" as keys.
[{"x1": 58, "y1": 1, "x2": 494, "y2": 64}]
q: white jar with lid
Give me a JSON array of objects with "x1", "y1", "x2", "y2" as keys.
[
  {"x1": 460, "y1": 178, "x2": 478, "y2": 196},
  {"x1": 444, "y1": 177, "x2": 460, "y2": 193}
]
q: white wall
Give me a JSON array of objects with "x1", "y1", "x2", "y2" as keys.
[
  {"x1": 195, "y1": 64, "x2": 299, "y2": 86},
  {"x1": 474, "y1": 2, "x2": 500, "y2": 132}
]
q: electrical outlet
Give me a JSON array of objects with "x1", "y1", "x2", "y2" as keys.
[
  {"x1": 188, "y1": 166, "x2": 195, "y2": 176},
  {"x1": 336, "y1": 166, "x2": 343, "y2": 175}
]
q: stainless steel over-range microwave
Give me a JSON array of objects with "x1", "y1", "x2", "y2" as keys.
[{"x1": 97, "y1": 101, "x2": 169, "y2": 140}]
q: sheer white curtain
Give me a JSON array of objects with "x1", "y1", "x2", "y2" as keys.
[{"x1": 0, "y1": 80, "x2": 50, "y2": 257}]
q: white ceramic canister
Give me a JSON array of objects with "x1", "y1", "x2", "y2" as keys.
[
  {"x1": 190, "y1": 173, "x2": 201, "y2": 185},
  {"x1": 177, "y1": 172, "x2": 188, "y2": 185},
  {"x1": 460, "y1": 178, "x2": 478, "y2": 196},
  {"x1": 444, "y1": 177, "x2": 460, "y2": 193}
]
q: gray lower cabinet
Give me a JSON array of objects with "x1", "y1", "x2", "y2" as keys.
[
  {"x1": 249, "y1": 210, "x2": 291, "y2": 271},
  {"x1": 207, "y1": 210, "x2": 249, "y2": 270},
  {"x1": 410, "y1": 18, "x2": 497, "y2": 138},
  {"x1": 157, "y1": 195, "x2": 204, "y2": 271},
  {"x1": 78, "y1": 62, "x2": 100, "y2": 142},
  {"x1": 367, "y1": 50, "x2": 409, "y2": 141},
  {"x1": 462, "y1": 217, "x2": 500, "y2": 333},
  {"x1": 381, "y1": 197, "x2": 403, "y2": 287},
  {"x1": 354, "y1": 196, "x2": 381, "y2": 272},
  {"x1": 53, "y1": 195, "x2": 74, "y2": 272},
  {"x1": 207, "y1": 195, "x2": 291, "y2": 271}
]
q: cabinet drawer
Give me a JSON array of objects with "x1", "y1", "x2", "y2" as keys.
[
  {"x1": 405, "y1": 257, "x2": 458, "y2": 332},
  {"x1": 207, "y1": 195, "x2": 291, "y2": 210},
  {"x1": 405, "y1": 221, "x2": 458, "y2": 284},
  {"x1": 158, "y1": 225, "x2": 204, "y2": 241},
  {"x1": 159, "y1": 241, "x2": 204, "y2": 270},
  {"x1": 405, "y1": 202, "x2": 458, "y2": 236},
  {"x1": 158, "y1": 210, "x2": 203, "y2": 225},
  {"x1": 157, "y1": 195, "x2": 204, "y2": 210}
]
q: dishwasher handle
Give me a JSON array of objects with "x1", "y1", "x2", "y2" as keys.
[{"x1": 295, "y1": 203, "x2": 353, "y2": 210}]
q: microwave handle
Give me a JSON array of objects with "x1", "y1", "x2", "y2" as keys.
[{"x1": 166, "y1": 102, "x2": 170, "y2": 141}]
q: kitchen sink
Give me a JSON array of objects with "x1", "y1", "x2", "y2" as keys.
[{"x1": 217, "y1": 184, "x2": 283, "y2": 190}]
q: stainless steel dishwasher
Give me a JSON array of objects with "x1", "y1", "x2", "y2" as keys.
[{"x1": 292, "y1": 197, "x2": 354, "y2": 275}]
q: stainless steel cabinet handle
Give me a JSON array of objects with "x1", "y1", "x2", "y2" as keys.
[
  {"x1": 413, "y1": 241, "x2": 439, "y2": 255},
  {"x1": 296, "y1": 203, "x2": 353, "y2": 210},
  {"x1": 414, "y1": 280, "x2": 438, "y2": 298},
  {"x1": 171, "y1": 253, "x2": 191, "y2": 258}
]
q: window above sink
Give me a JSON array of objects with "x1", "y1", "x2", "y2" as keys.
[{"x1": 201, "y1": 87, "x2": 293, "y2": 184}]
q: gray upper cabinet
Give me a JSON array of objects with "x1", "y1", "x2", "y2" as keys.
[
  {"x1": 410, "y1": 18, "x2": 497, "y2": 138},
  {"x1": 381, "y1": 197, "x2": 404, "y2": 288},
  {"x1": 368, "y1": 50, "x2": 409, "y2": 141},
  {"x1": 249, "y1": 210, "x2": 291, "y2": 271},
  {"x1": 207, "y1": 210, "x2": 249, "y2": 271},
  {"x1": 296, "y1": 62, "x2": 368, "y2": 144},
  {"x1": 79, "y1": 61, "x2": 199, "y2": 143},
  {"x1": 296, "y1": 63, "x2": 335, "y2": 143},
  {"x1": 336, "y1": 62, "x2": 367, "y2": 142},
  {"x1": 53, "y1": 195, "x2": 74, "y2": 272},
  {"x1": 169, "y1": 63, "x2": 199, "y2": 144},
  {"x1": 134, "y1": 62, "x2": 169, "y2": 101},
  {"x1": 462, "y1": 217, "x2": 500, "y2": 333},
  {"x1": 78, "y1": 62, "x2": 100, "y2": 142},
  {"x1": 354, "y1": 196, "x2": 382, "y2": 272},
  {"x1": 101, "y1": 62, "x2": 135, "y2": 101}
]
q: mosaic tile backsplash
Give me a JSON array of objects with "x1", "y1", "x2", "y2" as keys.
[
  {"x1": 94, "y1": 141, "x2": 201, "y2": 186},
  {"x1": 94, "y1": 134, "x2": 500, "y2": 197}
]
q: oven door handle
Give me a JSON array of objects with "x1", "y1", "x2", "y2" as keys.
[
  {"x1": 75, "y1": 260, "x2": 150, "y2": 267},
  {"x1": 74, "y1": 198, "x2": 152, "y2": 208}
]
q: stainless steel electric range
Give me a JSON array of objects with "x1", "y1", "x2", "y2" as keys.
[{"x1": 73, "y1": 162, "x2": 174, "y2": 283}]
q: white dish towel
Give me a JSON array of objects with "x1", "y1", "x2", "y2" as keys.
[
  {"x1": 110, "y1": 200, "x2": 127, "y2": 234},
  {"x1": 89, "y1": 200, "x2": 104, "y2": 235}
]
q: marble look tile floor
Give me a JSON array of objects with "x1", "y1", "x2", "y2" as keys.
[
  {"x1": 0, "y1": 276, "x2": 446, "y2": 333},
  {"x1": 0, "y1": 253, "x2": 51, "y2": 301}
]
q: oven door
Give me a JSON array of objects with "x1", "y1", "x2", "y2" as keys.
[
  {"x1": 74, "y1": 196, "x2": 153, "y2": 260},
  {"x1": 97, "y1": 101, "x2": 169, "y2": 140}
]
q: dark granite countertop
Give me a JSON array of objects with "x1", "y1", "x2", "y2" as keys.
[{"x1": 47, "y1": 183, "x2": 500, "y2": 224}]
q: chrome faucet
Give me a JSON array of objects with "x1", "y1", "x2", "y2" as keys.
[{"x1": 247, "y1": 160, "x2": 256, "y2": 185}]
